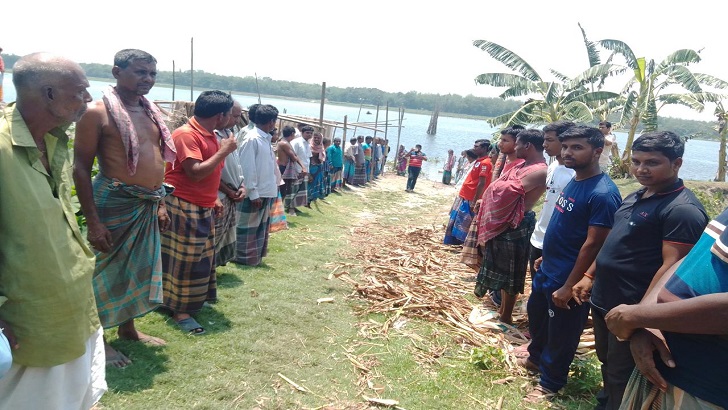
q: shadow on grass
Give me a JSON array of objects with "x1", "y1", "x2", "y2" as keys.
[
  {"x1": 216, "y1": 271, "x2": 244, "y2": 288},
  {"x1": 105, "y1": 342, "x2": 169, "y2": 393}
]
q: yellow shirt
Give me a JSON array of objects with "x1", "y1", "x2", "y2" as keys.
[{"x1": 0, "y1": 104, "x2": 99, "y2": 367}]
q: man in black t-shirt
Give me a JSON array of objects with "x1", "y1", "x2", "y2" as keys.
[{"x1": 572, "y1": 131, "x2": 708, "y2": 410}]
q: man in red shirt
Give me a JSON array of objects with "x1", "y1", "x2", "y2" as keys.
[
  {"x1": 162, "y1": 90, "x2": 237, "y2": 335},
  {"x1": 443, "y1": 139, "x2": 492, "y2": 244}
]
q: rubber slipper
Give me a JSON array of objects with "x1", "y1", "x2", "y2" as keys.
[
  {"x1": 523, "y1": 385, "x2": 556, "y2": 403},
  {"x1": 176, "y1": 317, "x2": 205, "y2": 335}
]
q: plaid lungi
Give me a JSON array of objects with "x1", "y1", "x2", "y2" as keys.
[
  {"x1": 294, "y1": 179, "x2": 308, "y2": 208},
  {"x1": 234, "y1": 197, "x2": 272, "y2": 266},
  {"x1": 474, "y1": 211, "x2": 535, "y2": 297},
  {"x1": 619, "y1": 369, "x2": 723, "y2": 410},
  {"x1": 269, "y1": 192, "x2": 288, "y2": 233},
  {"x1": 161, "y1": 195, "x2": 216, "y2": 314},
  {"x1": 343, "y1": 159, "x2": 355, "y2": 183},
  {"x1": 460, "y1": 211, "x2": 482, "y2": 270},
  {"x1": 330, "y1": 166, "x2": 343, "y2": 191},
  {"x1": 352, "y1": 163, "x2": 367, "y2": 185},
  {"x1": 214, "y1": 195, "x2": 238, "y2": 267},
  {"x1": 308, "y1": 163, "x2": 326, "y2": 202},
  {"x1": 91, "y1": 174, "x2": 165, "y2": 328}
]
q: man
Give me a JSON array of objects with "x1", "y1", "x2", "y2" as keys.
[
  {"x1": 572, "y1": 131, "x2": 708, "y2": 409},
  {"x1": 604, "y1": 209, "x2": 728, "y2": 409},
  {"x1": 234, "y1": 104, "x2": 279, "y2": 266},
  {"x1": 162, "y1": 90, "x2": 237, "y2": 335},
  {"x1": 442, "y1": 149, "x2": 456, "y2": 184},
  {"x1": 291, "y1": 125, "x2": 313, "y2": 207},
  {"x1": 405, "y1": 144, "x2": 428, "y2": 192},
  {"x1": 472, "y1": 129, "x2": 547, "y2": 325},
  {"x1": 326, "y1": 137, "x2": 344, "y2": 192},
  {"x1": 214, "y1": 100, "x2": 245, "y2": 267},
  {"x1": 598, "y1": 121, "x2": 617, "y2": 173},
  {"x1": 277, "y1": 125, "x2": 304, "y2": 216},
  {"x1": 74, "y1": 49, "x2": 178, "y2": 368},
  {"x1": 308, "y1": 131, "x2": 327, "y2": 204},
  {"x1": 443, "y1": 139, "x2": 491, "y2": 245},
  {"x1": 363, "y1": 136, "x2": 373, "y2": 182},
  {"x1": 522, "y1": 125, "x2": 622, "y2": 403},
  {"x1": 529, "y1": 120, "x2": 576, "y2": 278},
  {"x1": 492, "y1": 125, "x2": 525, "y2": 181},
  {"x1": 343, "y1": 136, "x2": 358, "y2": 185},
  {"x1": 0, "y1": 53, "x2": 106, "y2": 408},
  {"x1": 353, "y1": 135, "x2": 368, "y2": 185}
]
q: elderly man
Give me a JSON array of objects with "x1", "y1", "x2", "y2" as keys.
[
  {"x1": 0, "y1": 53, "x2": 106, "y2": 408},
  {"x1": 162, "y1": 90, "x2": 237, "y2": 335},
  {"x1": 74, "y1": 49, "x2": 177, "y2": 368}
]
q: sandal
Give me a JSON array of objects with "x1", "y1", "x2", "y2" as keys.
[
  {"x1": 523, "y1": 385, "x2": 556, "y2": 403},
  {"x1": 517, "y1": 357, "x2": 540, "y2": 373},
  {"x1": 176, "y1": 317, "x2": 205, "y2": 335}
]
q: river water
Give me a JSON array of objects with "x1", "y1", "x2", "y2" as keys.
[{"x1": 1, "y1": 75, "x2": 722, "y2": 181}]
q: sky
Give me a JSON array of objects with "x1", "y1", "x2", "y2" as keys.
[{"x1": 3, "y1": 0, "x2": 726, "y2": 121}]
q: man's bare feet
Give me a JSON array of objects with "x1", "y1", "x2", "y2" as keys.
[
  {"x1": 105, "y1": 342, "x2": 132, "y2": 368},
  {"x1": 117, "y1": 319, "x2": 166, "y2": 346}
]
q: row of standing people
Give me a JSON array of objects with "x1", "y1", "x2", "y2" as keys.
[{"x1": 443, "y1": 122, "x2": 726, "y2": 409}]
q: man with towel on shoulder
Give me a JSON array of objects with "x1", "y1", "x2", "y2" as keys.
[{"x1": 74, "y1": 49, "x2": 177, "y2": 367}]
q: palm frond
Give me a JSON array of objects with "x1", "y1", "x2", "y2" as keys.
[
  {"x1": 473, "y1": 40, "x2": 542, "y2": 82},
  {"x1": 695, "y1": 73, "x2": 728, "y2": 90},
  {"x1": 561, "y1": 101, "x2": 595, "y2": 122},
  {"x1": 550, "y1": 69, "x2": 571, "y2": 84},
  {"x1": 474, "y1": 72, "x2": 529, "y2": 88},
  {"x1": 642, "y1": 97, "x2": 658, "y2": 131},
  {"x1": 655, "y1": 49, "x2": 702, "y2": 73},
  {"x1": 569, "y1": 63, "x2": 626, "y2": 89},
  {"x1": 661, "y1": 65, "x2": 703, "y2": 93},
  {"x1": 619, "y1": 91, "x2": 639, "y2": 125}
]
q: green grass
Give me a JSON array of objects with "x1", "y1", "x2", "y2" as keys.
[{"x1": 99, "y1": 177, "x2": 603, "y2": 409}]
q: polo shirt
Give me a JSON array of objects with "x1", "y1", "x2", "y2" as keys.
[
  {"x1": 0, "y1": 105, "x2": 99, "y2": 367},
  {"x1": 164, "y1": 117, "x2": 223, "y2": 208},
  {"x1": 458, "y1": 157, "x2": 492, "y2": 202},
  {"x1": 590, "y1": 179, "x2": 708, "y2": 312},
  {"x1": 654, "y1": 209, "x2": 728, "y2": 408},
  {"x1": 408, "y1": 150, "x2": 426, "y2": 168}
]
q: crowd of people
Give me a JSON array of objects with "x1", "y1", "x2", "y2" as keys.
[
  {"x1": 443, "y1": 121, "x2": 727, "y2": 408},
  {"x1": 1, "y1": 49, "x2": 726, "y2": 410}
]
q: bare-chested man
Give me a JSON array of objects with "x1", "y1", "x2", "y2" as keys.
[
  {"x1": 277, "y1": 125, "x2": 304, "y2": 216},
  {"x1": 472, "y1": 128, "x2": 548, "y2": 325},
  {"x1": 74, "y1": 49, "x2": 177, "y2": 368}
]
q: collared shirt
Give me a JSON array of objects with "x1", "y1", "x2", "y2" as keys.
[
  {"x1": 458, "y1": 157, "x2": 492, "y2": 202},
  {"x1": 326, "y1": 145, "x2": 344, "y2": 168},
  {"x1": 164, "y1": 116, "x2": 222, "y2": 208},
  {"x1": 216, "y1": 129, "x2": 244, "y2": 201},
  {"x1": 530, "y1": 161, "x2": 575, "y2": 249},
  {"x1": 0, "y1": 104, "x2": 99, "y2": 367},
  {"x1": 591, "y1": 179, "x2": 708, "y2": 311},
  {"x1": 291, "y1": 136, "x2": 311, "y2": 173},
  {"x1": 239, "y1": 126, "x2": 278, "y2": 200}
]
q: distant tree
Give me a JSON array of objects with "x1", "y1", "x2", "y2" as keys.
[{"x1": 715, "y1": 101, "x2": 728, "y2": 181}]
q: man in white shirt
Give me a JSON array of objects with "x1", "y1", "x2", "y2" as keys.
[
  {"x1": 290, "y1": 125, "x2": 313, "y2": 210},
  {"x1": 234, "y1": 104, "x2": 279, "y2": 266}
]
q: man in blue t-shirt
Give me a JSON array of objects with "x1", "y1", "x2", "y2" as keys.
[
  {"x1": 522, "y1": 125, "x2": 622, "y2": 403},
  {"x1": 572, "y1": 131, "x2": 708, "y2": 410},
  {"x1": 605, "y1": 207, "x2": 728, "y2": 409}
]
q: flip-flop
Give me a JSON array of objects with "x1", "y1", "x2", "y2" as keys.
[
  {"x1": 176, "y1": 317, "x2": 205, "y2": 335},
  {"x1": 523, "y1": 385, "x2": 556, "y2": 403}
]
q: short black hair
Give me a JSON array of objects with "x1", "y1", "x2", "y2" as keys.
[
  {"x1": 114, "y1": 49, "x2": 157, "y2": 69},
  {"x1": 282, "y1": 125, "x2": 296, "y2": 138},
  {"x1": 247, "y1": 103, "x2": 261, "y2": 123},
  {"x1": 194, "y1": 90, "x2": 234, "y2": 119},
  {"x1": 474, "y1": 139, "x2": 491, "y2": 151},
  {"x1": 301, "y1": 125, "x2": 315, "y2": 133},
  {"x1": 255, "y1": 104, "x2": 278, "y2": 125},
  {"x1": 350, "y1": 137, "x2": 357, "y2": 143},
  {"x1": 516, "y1": 129, "x2": 545, "y2": 152},
  {"x1": 558, "y1": 125, "x2": 604, "y2": 148},
  {"x1": 599, "y1": 121, "x2": 612, "y2": 128},
  {"x1": 500, "y1": 126, "x2": 522, "y2": 139},
  {"x1": 543, "y1": 120, "x2": 576, "y2": 136},
  {"x1": 465, "y1": 149, "x2": 478, "y2": 160},
  {"x1": 632, "y1": 131, "x2": 684, "y2": 161}
]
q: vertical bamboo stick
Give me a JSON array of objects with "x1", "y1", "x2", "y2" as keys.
[{"x1": 190, "y1": 37, "x2": 194, "y2": 102}]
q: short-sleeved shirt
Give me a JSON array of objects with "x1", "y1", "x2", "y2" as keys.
[
  {"x1": 654, "y1": 209, "x2": 728, "y2": 408},
  {"x1": 164, "y1": 116, "x2": 222, "y2": 208},
  {"x1": 363, "y1": 143, "x2": 372, "y2": 160},
  {"x1": 530, "y1": 161, "x2": 575, "y2": 249},
  {"x1": 326, "y1": 145, "x2": 343, "y2": 168},
  {"x1": 540, "y1": 173, "x2": 622, "y2": 285},
  {"x1": 459, "y1": 157, "x2": 492, "y2": 202},
  {"x1": 0, "y1": 105, "x2": 99, "y2": 367},
  {"x1": 590, "y1": 180, "x2": 708, "y2": 312},
  {"x1": 408, "y1": 151, "x2": 426, "y2": 168}
]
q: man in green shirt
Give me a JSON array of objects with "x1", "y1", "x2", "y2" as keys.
[{"x1": 0, "y1": 53, "x2": 106, "y2": 409}]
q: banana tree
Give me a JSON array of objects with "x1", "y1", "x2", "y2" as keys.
[
  {"x1": 597, "y1": 40, "x2": 727, "y2": 174},
  {"x1": 473, "y1": 40, "x2": 619, "y2": 129}
]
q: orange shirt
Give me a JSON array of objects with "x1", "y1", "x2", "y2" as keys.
[
  {"x1": 164, "y1": 117, "x2": 222, "y2": 208},
  {"x1": 458, "y1": 157, "x2": 492, "y2": 202}
]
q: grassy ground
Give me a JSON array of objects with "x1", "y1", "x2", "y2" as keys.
[{"x1": 99, "y1": 174, "x2": 727, "y2": 410}]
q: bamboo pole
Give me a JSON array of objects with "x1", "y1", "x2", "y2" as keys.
[
  {"x1": 319, "y1": 82, "x2": 326, "y2": 128},
  {"x1": 393, "y1": 106, "x2": 405, "y2": 172},
  {"x1": 384, "y1": 101, "x2": 389, "y2": 174},
  {"x1": 190, "y1": 37, "x2": 194, "y2": 102},
  {"x1": 172, "y1": 60, "x2": 176, "y2": 101},
  {"x1": 371, "y1": 104, "x2": 380, "y2": 178},
  {"x1": 342, "y1": 115, "x2": 348, "y2": 187},
  {"x1": 254, "y1": 72, "x2": 262, "y2": 104}
]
